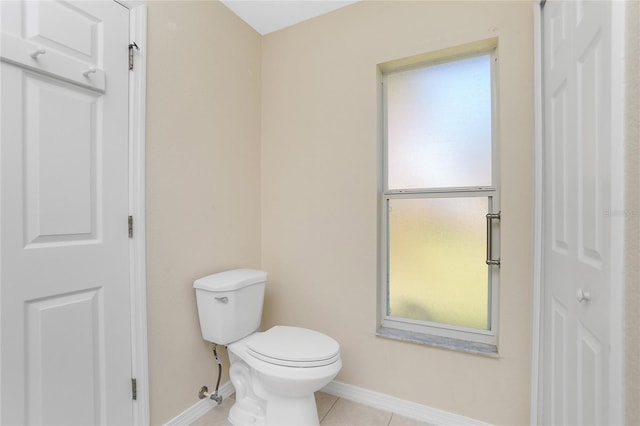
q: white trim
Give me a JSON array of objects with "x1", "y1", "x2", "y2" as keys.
[
  {"x1": 115, "y1": 0, "x2": 145, "y2": 9},
  {"x1": 125, "y1": 3, "x2": 149, "y2": 425},
  {"x1": 322, "y1": 380, "x2": 493, "y2": 426},
  {"x1": 608, "y1": 1, "x2": 627, "y2": 423},
  {"x1": 530, "y1": 1, "x2": 544, "y2": 425},
  {"x1": 164, "y1": 382, "x2": 236, "y2": 426}
]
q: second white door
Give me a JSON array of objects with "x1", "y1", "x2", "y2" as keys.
[{"x1": 542, "y1": 0, "x2": 623, "y2": 424}]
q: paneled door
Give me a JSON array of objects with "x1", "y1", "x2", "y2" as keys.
[
  {"x1": 542, "y1": 0, "x2": 623, "y2": 424},
  {"x1": 0, "y1": 1, "x2": 133, "y2": 424}
]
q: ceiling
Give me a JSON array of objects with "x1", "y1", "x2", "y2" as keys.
[{"x1": 220, "y1": 0, "x2": 361, "y2": 35}]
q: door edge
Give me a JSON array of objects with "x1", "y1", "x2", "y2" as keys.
[
  {"x1": 125, "y1": 3, "x2": 149, "y2": 425},
  {"x1": 530, "y1": 1, "x2": 544, "y2": 424}
]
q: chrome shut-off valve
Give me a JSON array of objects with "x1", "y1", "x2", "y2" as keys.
[{"x1": 198, "y1": 385, "x2": 223, "y2": 404}]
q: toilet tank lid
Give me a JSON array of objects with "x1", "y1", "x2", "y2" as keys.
[{"x1": 194, "y1": 269, "x2": 267, "y2": 292}]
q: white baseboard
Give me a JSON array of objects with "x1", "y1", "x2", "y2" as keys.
[
  {"x1": 164, "y1": 381, "x2": 235, "y2": 426},
  {"x1": 164, "y1": 379, "x2": 491, "y2": 426},
  {"x1": 322, "y1": 380, "x2": 492, "y2": 426}
]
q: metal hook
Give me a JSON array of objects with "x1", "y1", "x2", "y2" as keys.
[
  {"x1": 30, "y1": 47, "x2": 46, "y2": 59},
  {"x1": 83, "y1": 67, "x2": 97, "y2": 77}
]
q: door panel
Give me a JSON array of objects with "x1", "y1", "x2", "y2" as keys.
[
  {"x1": 24, "y1": 0, "x2": 103, "y2": 64},
  {"x1": 26, "y1": 289, "x2": 105, "y2": 425},
  {"x1": 542, "y1": 0, "x2": 614, "y2": 424},
  {"x1": 576, "y1": 323, "x2": 603, "y2": 425},
  {"x1": 550, "y1": 80, "x2": 568, "y2": 253},
  {"x1": 549, "y1": 300, "x2": 568, "y2": 424},
  {"x1": 0, "y1": 1, "x2": 132, "y2": 424},
  {"x1": 24, "y1": 72, "x2": 101, "y2": 245}
]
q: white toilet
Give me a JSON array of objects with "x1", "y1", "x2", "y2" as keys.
[{"x1": 194, "y1": 269, "x2": 342, "y2": 426}]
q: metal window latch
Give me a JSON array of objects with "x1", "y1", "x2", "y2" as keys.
[
  {"x1": 486, "y1": 212, "x2": 501, "y2": 267},
  {"x1": 128, "y1": 42, "x2": 139, "y2": 70}
]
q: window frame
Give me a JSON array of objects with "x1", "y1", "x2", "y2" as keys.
[{"x1": 378, "y1": 48, "x2": 500, "y2": 349}]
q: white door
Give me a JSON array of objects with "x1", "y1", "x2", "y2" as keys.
[
  {"x1": 0, "y1": 1, "x2": 133, "y2": 424},
  {"x1": 542, "y1": 0, "x2": 623, "y2": 424}
]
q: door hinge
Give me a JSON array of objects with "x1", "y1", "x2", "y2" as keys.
[
  {"x1": 128, "y1": 216, "x2": 133, "y2": 238},
  {"x1": 128, "y1": 42, "x2": 139, "y2": 71},
  {"x1": 132, "y1": 378, "x2": 137, "y2": 400}
]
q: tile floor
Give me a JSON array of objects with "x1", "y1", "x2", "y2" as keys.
[{"x1": 192, "y1": 392, "x2": 431, "y2": 426}]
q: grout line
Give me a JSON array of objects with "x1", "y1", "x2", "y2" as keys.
[
  {"x1": 388, "y1": 413, "x2": 394, "y2": 426},
  {"x1": 319, "y1": 395, "x2": 341, "y2": 423}
]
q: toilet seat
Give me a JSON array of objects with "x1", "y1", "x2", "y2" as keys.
[{"x1": 247, "y1": 326, "x2": 340, "y2": 368}]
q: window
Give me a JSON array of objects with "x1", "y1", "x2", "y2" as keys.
[{"x1": 379, "y1": 50, "x2": 499, "y2": 350}]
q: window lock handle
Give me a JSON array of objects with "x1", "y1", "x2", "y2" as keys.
[{"x1": 486, "y1": 212, "x2": 501, "y2": 267}]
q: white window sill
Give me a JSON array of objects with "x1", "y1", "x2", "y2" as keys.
[{"x1": 376, "y1": 327, "x2": 499, "y2": 358}]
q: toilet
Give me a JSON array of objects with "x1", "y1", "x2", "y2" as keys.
[{"x1": 194, "y1": 269, "x2": 342, "y2": 426}]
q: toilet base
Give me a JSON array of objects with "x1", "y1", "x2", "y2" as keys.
[
  {"x1": 228, "y1": 360, "x2": 267, "y2": 425},
  {"x1": 264, "y1": 394, "x2": 319, "y2": 426},
  {"x1": 229, "y1": 393, "x2": 319, "y2": 426},
  {"x1": 227, "y1": 353, "x2": 323, "y2": 426},
  {"x1": 228, "y1": 396, "x2": 266, "y2": 426}
]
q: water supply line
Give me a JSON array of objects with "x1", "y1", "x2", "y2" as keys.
[{"x1": 197, "y1": 343, "x2": 223, "y2": 404}]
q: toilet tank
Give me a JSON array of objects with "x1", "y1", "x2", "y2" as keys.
[{"x1": 194, "y1": 269, "x2": 266, "y2": 345}]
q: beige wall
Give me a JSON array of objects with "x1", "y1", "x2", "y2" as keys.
[
  {"x1": 146, "y1": 1, "x2": 261, "y2": 423},
  {"x1": 260, "y1": 1, "x2": 534, "y2": 424},
  {"x1": 143, "y1": 1, "x2": 640, "y2": 424}
]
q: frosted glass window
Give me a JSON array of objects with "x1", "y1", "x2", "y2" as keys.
[
  {"x1": 380, "y1": 49, "x2": 499, "y2": 347},
  {"x1": 386, "y1": 54, "x2": 492, "y2": 190},
  {"x1": 387, "y1": 197, "x2": 489, "y2": 330}
]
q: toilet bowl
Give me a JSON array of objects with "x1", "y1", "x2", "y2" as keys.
[
  {"x1": 193, "y1": 269, "x2": 342, "y2": 426},
  {"x1": 227, "y1": 326, "x2": 341, "y2": 425}
]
